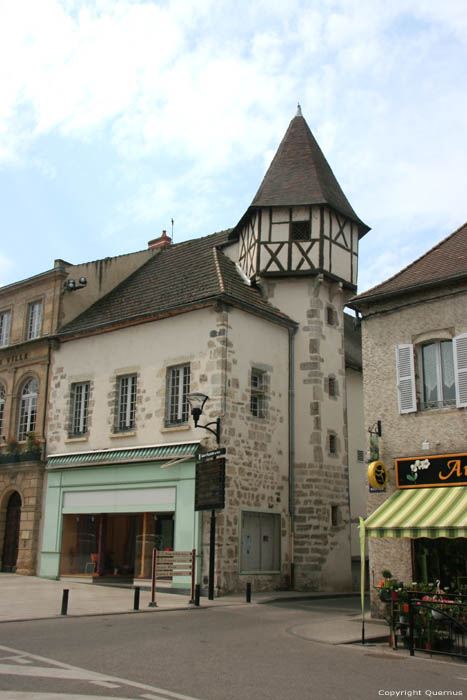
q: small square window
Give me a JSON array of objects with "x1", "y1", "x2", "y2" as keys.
[
  {"x1": 291, "y1": 220, "x2": 310, "y2": 241},
  {"x1": 326, "y1": 306, "x2": 335, "y2": 325},
  {"x1": 328, "y1": 376, "x2": 337, "y2": 397},
  {"x1": 251, "y1": 369, "x2": 267, "y2": 418},
  {"x1": 357, "y1": 450, "x2": 364, "y2": 462},
  {"x1": 329, "y1": 433, "x2": 337, "y2": 454}
]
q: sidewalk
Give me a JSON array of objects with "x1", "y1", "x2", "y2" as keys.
[{"x1": 0, "y1": 574, "x2": 387, "y2": 646}]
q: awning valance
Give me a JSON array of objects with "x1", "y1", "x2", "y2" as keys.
[
  {"x1": 46, "y1": 441, "x2": 201, "y2": 469},
  {"x1": 363, "y1": 486, "x2": 467, "y2": 539}
]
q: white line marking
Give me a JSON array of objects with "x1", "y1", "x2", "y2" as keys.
[
  {"x1": 90, "y1": 681, "x2": 120, "y2": 688},
  {"x1": 0, "y1": 645, "x2": 203, "y2": 700},
  {"x1": 0, "y1": 664, "x2": 110, "y2": 681},
  {"x1": 141, "y1": 695, "x2": 179, "y2": 700},
  {"x1": 0, "y1": 693, "x2": 138, "y2": 699}
]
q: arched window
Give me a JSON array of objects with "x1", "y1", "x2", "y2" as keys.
[
  {"x1": 18, "y1": 378, "x2": 38, "y2": 440},
  {"x1": 0, "y1": 384, "x2": 5, "y2": 435}
]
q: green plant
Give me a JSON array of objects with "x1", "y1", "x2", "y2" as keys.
[
  {"x1": 24, "y1": 432, "x2": 41, "y2": 454},
  {"x1": 6, "y1": 437, "x2": 20, "y2": 454}
]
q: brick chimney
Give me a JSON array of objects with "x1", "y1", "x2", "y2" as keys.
[{"x1": 148, "y1": 230, "x2": 172, "y2": 249}]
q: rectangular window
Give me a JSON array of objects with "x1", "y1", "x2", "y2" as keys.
[
  {"x1": 250, "y1": 368, "x2": 266, "y2": 418},
  {"x1": 290, "y1": 220, "x2": 310, "y2": 241},
  {"x1": 0, "y1": 311, "x2": 11, "y2": 346},
  {"x1": 420, "y1": 340, "x2": 455, "y2": 410},
  {"x1": 71, "y1": 382, "x2": 90, "y2": 436},
  {"x1": 27, "y1": 301, "x2": 42, "y2": 339},
  {"x1": 240, "y1": 511, "x2": 280, "y2": 573},
  {"x1": 116, "y1": 375, "x2": 137, "y2": 431},
  {"x1": 166, "y1": 364, "x2": 190, "y2": 425}
]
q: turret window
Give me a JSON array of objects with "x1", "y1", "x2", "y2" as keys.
[{"x1": 291, "y1": 220, "x2": 310, "y2": 241}]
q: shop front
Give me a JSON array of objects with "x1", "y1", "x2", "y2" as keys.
[
  {"x1": 39, "y1": 442, "x2": 200, "y2": 588},
  {"x1": 360, "y1": 452, "x2": 467, "y2": 595}
]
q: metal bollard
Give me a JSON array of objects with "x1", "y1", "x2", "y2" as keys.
[
  {"x1": 246, "y1": 582, "x2": 251, "y2": 603},
  {"x1": 133, "y1": 586, "x2": 140, "y2": 611},
  {"x1": 61, "y1": 589, "x2": 69, "y2": 616},
  {"x1": 194, "y1": 584, "x2": 200, "y2": 607}
]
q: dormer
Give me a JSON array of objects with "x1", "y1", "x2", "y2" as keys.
[{"x1": 230, "y1": 106, "x2": 370, "y2": 290}]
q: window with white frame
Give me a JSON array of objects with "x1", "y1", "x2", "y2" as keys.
[
  {"x1": 18, "y1": 378, "x2": 38, "y2": 440},
  {"x1": 240, "y1": 511, "x2": 281, "y2": 573},
  {"x1": 0, "y1": 310, "x2": 11, "y2": 346},
  {"x1": 27, "y1": 301, "x2": 42, "y2": 339},
  {"x1": 250, "y1": 368, "x2": 267, "y2": 418},
  {"x1": 70, "y1": 382, "x2": 90, "y2": 436},
  {"x1": 166, "y1": 364, "x2": 190, "y2": 425},
  {"x1": 396, "y1": 334, "x2": 467, "y2": 413},
  {"x1": 0, "y1": 384, "x2": 5, "y2": 435},
  {"x1": 116, "y1": 374, "x2": 137, "y2": 431}
]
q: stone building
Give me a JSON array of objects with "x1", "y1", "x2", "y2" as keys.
[
  {"x1": 0, "y1": 247, "x2": 159, "y2": 574},
  {"x1": 39, "y1": 108, "x2": 369, "y2": 594},
  {"x1": 350, "y1": 221, "x2": 467, "y2": 611}
]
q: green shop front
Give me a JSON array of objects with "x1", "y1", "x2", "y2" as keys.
[{"x1": 39, "y1": 441, "x2": 201, "y2": 587}]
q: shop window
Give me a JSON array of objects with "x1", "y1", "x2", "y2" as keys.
[
  {"x1": 0, "y1": 383, "x2": 5, "y2": 435},
  {"x1": 27, "y1": 301, "x2": 42, "y2": 340},
  {"x1": 18, "y1": 378, "x2": 38, "y2": 440},
  {"x1": 250, "y1": 368, "x2": 267, "y2": 418},
  {"x1": 0, "y1": 310, "x2": 11, "y2": 346},
  {"x1": 70, "y1": 382, "x2": 90, "y2": 436},
  {"x1": 116, "y1": 374, "x2": 137, "y2": 431},
  {"x1": 240, "y1": 511, "x2": 280, "y2": 573},
  {"x1": 396, "y1": 334, "x2": 467, "y2": 413},
  {"x1": 166, "y1": 364, "x2": 190, "y2": 425}
]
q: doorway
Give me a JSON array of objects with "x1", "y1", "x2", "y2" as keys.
[{"x1": 2, "y1": 492, "x2": 21, "y2": 572}]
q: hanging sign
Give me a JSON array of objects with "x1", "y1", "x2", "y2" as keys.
[
  {"x1": 395, "y1": 452, "x2": 467, "y2": 489},
  {"x1": 367, "y1": 461, "x2": 389, "y2": 490},
  {"x1": 195, "y1": 456, "x2": 225, "y2": 511}
]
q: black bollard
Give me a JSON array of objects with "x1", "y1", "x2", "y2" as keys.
[
  {"x1": 194, "y1": 584, "x2": 200, "y2": 607},
  {"x1": 61, "y1": 589, "x2": 69, "y2": 616},
  {"x1": 246, "y1": 582, "x2": 251, "y2": 603},
  {"x1": 133, "y1": 586, "x2": 140, "y2": 611}
]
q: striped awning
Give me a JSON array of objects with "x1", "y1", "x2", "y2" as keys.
[
  {"x1": 47, "y1": 441, "x2": 200, "y2": 469},
  {"x1": 364, "y1": 486, "x2": 467, "y2": 539}
]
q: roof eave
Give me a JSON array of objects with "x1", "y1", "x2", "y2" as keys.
[{"x1": 349, "y1": 272, "x2": 467, "y2": 310}]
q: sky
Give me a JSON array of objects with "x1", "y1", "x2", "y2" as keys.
[{"x1": 0, "y1": 0, "x2": 466, "y2": 294}]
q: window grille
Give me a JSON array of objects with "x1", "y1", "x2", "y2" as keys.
[
  {"x1": 167, "y1": 365, "x2": 190, "y2": 424},
  {"x1": 27, "y1": 301, "x2": 42, "y2": 339},
  {"x1": 291, "y1": 220, "x2": 310, "y2": 241},
  {"x1": 71, "y1": 382, "x2": 90, "y2": 436},
  {"x1": 18, "y1": 379, "x2": 38, "y2": 440},
  {"x1": 116, "y1": 375, "x2": 137, "y2": 431}
]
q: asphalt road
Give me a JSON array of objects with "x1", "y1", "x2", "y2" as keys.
[{"x1": 0, "y1": 598, "x2": 465, "y2": 700}]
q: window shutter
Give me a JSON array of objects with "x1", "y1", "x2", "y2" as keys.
[
  {"x1": 395, "y1": 344, "x2": 417, "y2": 414},
  {"x1": 453, "y1": 333, "x2": 467, "y2": 408}
]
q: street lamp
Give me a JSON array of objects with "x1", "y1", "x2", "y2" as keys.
[{"x1": 187, "y1": 393, "x2": 221, "y2": 444}]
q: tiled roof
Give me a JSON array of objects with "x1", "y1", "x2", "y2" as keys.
[
  {"x1": 248, "y1": 113, "x2": 369, "y2": 234},
  {"x1": 59, "y1": 231, "x2": 295, "y2": 337},
  {"x1": 350, "y1": 221, "x2": 467, "y2": 304}
]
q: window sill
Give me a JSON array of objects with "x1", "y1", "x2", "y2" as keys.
[
  {"x1": 65, "y1": 436, "x2": 88, "y2": 444},
  {"x1": 109, "y1": 431, "x2": 137, "y2": 439},
  {"x1": 161, "y1": 425, "x2": 191, "y2": 433}
]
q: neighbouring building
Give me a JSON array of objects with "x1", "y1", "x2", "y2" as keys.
[
  {"x1": 38, "y1": 107, "x2": 369, "y2": 594},
  {"x1": 0, "y1": 247, "x2": 159, "y2": 574},
  {"x1": 350, "y1": 221, "x2": 467, "y2": 613}
]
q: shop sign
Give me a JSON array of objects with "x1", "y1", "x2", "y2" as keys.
[
  {"x1": 395, "y1": 452, "x2": 467, "y2": 489},
  {"x1": 195, "y1": 456, "x2": 225, "y2": 511},
  {"x1": 367, "y1": 461, "x2": 389, "y2": 490}
]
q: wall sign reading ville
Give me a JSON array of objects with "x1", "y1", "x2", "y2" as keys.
[{"x1": 395, "y1": 452, "x2": 467, "y2": 489}]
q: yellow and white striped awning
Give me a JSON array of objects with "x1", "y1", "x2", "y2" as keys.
[{"x1": 363, "y1": 486, "x2": 467, "y2": 539}]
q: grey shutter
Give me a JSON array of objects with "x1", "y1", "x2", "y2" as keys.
[
  {"x1": 453, "y1": 333, "x2": 467, "y2": 408},
  {"x1": 395, "y1": 344, "x2": 417, "y2": 414}
]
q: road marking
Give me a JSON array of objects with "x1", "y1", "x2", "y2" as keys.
[
  {"x1": 0, "y1": 645, "x2": 204, "y2": 700},
  {"x1": 90, "y1": 681, "x2": 120, "y2": 688},
  {"x1": 0, "y1": 693, "x2": 138, "y2": 699},
  {"x1": 0, "y1": 656, "x2": 32, "y2": 665},
  {"x1": 0, "y1": 663, "x2": 110, "y2": 681}
]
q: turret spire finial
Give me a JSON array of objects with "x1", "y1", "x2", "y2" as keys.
[{"x1": 296, "y1": 103, "x2": 302, "y2": 117}]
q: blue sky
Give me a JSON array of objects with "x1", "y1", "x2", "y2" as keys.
[{"x1": 1, "y1": 0, "x2": 466, "y2": 293}]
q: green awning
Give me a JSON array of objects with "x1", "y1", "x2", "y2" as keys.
[
  {"x1": 363, "y1": 486, "x2": 467, "y2": 539},
  {"x1": 47, "y1": 441, "x2": 200, "y2": 469}
]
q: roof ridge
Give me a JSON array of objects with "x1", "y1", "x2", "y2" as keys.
[{"x1": 212, "y1": 247, "x2": 225, "y2": 293}]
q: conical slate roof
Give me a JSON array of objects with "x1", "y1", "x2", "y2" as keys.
[{"x1": 249, "y1": 108, "x2": 369, "y2": 234}]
